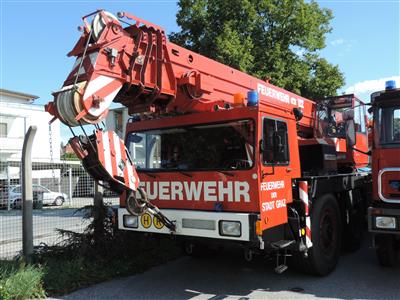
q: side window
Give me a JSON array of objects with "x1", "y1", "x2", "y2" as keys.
[
  {"x1": 354, "y1": 104, "x2": 367, "y2": 133},
  {"x1": 393, "y1": 108, "x2": 400, "y2": 141},
  {"x1": 263, "y1": 118, "x2": 289, "y2": 165},
  {"x1": 360, "y1": 105, "x2": 367, "y2": 133}
]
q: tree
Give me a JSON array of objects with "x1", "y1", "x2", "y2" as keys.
[{"x1": 169, "y1": 0, "x2": 345, "y2": 99}]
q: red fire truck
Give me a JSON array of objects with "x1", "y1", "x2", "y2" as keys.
[
  {"x1": 368, "y1": 80, "x2": 400, "y2": 266},
  {"x1": 46, "y1": 10, "x2": 371, "y2": 275}
]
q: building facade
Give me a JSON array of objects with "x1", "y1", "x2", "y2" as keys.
[{"x1": 0, "y1": 89, "x2": 61, "y2": 182}]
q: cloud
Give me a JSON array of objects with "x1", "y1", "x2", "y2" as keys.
[
  {"x1": 345, "y1": 76, "x2": 400, "y2": 94},
  {"x1": 330, "y1": 38, "x2": 345, "y2": 46},
  {"x1": 329, "y1": 38, "x2": 355, "y2": 54}
]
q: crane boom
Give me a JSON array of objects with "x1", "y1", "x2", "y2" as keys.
[{"x1": 46, "y1": 10, "x2": 314, "y2": 132}]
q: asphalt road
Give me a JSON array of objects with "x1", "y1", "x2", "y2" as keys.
[{"x1": 59, "y1": 238, "x2": 399, "y2": 300}]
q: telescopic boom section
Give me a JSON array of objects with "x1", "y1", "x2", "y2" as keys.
[{"x1": 45, "y1": 10, "x2": 315, "y2": 131}]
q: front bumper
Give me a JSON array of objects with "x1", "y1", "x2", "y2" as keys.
[
  {"x1": 368, "y1": 206, "x2": 400, "y2": 234},
  {"x1": 118, "y1": 208, "x2": 255, "y2": 242}
]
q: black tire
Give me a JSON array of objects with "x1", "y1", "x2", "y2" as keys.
[
  {"x1": 376, "y1": 234, "x2": 397, "y2": 267},
  {"x1": 293, "y1": 194, "x2": 342, "y2": 276},
  {"x1": 54, "y1": 197, "x2": 64, "y2": 206}
]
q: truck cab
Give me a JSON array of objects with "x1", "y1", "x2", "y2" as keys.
[
  {"x1": 368, "y1": 80, "x2": 400, "y2": 266},
  {"x1": 120, "y1": 102, "x2": 300, "y2": 244}
]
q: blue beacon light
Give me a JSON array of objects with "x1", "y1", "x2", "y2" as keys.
[
  {"x1": 247, "y1": 90, "x2": 259, "y2": 106},
  {"x1": 385, "y1": 80, "x2": 396, "y2": 90}
]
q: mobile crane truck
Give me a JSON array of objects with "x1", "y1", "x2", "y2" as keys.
[
  {"x1": 45, "y1": 10, "x2": 371, "y2": 275},
  {"x1": 368, "y1": 80, "x2": 400, "y2": 266}
]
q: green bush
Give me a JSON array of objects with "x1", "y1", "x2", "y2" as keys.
[
  {"x1": 0, "y1": 262, "x2": 45, "y2": 300},
  {"x1": 31, "y1": 201, "x2": 182, "y2": 296}
]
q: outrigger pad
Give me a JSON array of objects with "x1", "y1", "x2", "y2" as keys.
[{"x1": 69, "y1": 130, "x2": 140, "y2": 194}]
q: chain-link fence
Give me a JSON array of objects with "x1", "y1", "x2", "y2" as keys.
[{"x1": 0, "y1": 160, "x2": 119, "y2": 259}]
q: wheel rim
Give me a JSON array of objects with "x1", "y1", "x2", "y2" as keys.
[{"x1": 319, "y1": 207, "x2": 337, "y2": 258}]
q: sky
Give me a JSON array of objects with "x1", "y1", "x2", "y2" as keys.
[{"x1": 0, "y1": 0, "x2": 399, "y2": 142}]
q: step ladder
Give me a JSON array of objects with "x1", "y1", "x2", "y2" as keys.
[{"x1": 271, "y1": 240, "x2": 295, "y2": 274}]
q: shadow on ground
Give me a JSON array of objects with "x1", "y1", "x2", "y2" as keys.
[{"x1": 59, "y1": 238, "x2": 399, "y2": 300}]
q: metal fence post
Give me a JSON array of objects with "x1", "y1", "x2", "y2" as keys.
[
  {"x1": 6, "y1": 162, "x2": 11, "y2": 211},
  {"x1": 69, "y1": 167, "x2": 72, "y2": 206},
  {"x1": 22, "y1": 126, "x2": 37, "y2": 264}
]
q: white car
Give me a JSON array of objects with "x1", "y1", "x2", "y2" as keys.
[{"x1": 8, "y1": 184, "x2": 67, "y2": 208}]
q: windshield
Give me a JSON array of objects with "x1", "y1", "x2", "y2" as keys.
[
  {"x1": 126, "y1": 119, "x2": 255, "y2": 171},
  {"x1": 377, "y1": 106, "x2": 400, "y2": 144}
]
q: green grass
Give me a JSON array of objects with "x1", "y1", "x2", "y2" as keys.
[
  {"x1": 0, "y1": 235, "x2": 181, "y2": 299},
  {"x1": 0, "y1": 261, "x2": 45, "y2": 300}
]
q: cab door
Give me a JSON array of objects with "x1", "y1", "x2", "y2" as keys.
[
  {"x1": 353, "y1": 99, "x2": 369, "y2": 167},
  {"x1": 259, "y1": 116, "x2": 293, "y2": 231}
]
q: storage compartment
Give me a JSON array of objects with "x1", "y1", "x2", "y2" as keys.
[{"x1": 299, "y1": 143, "x2": 337, "y2": 176}]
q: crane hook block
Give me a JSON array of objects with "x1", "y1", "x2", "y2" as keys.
[{"x1": 69, "y1": 130, "x2": 140, "y2": 194}]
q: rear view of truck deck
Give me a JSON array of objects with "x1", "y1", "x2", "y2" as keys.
[{"x1": 45, "y1": 9, "x2": 371, "y2": 275}]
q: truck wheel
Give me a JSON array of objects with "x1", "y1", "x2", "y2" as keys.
[
  {"x1": 376, "y1": 234, "x2": 397, "y2": 267},
  {"x1": 294, "y1": 194, "x2": 342, "y2": 276}
]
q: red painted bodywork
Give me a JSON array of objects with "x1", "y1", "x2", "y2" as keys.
[
  {"x1": 46, "y1": 10, "x2": 369, "y2": 232},
  {"x1": 371, "y1": 89, "x2": 400, "y2": 202}
]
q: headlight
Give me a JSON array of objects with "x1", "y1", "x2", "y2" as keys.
[
  {"x1": 219, "y1": 221, "x2": 241, "y2": 237},
  {"x1": 375, "y1": 216, "x2": 396, "y2": 229},
  {"x1": 123, "y1": 215, "x2": 138, "y2": 228}
]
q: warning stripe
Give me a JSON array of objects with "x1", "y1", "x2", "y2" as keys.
[
  {"x1": 96, "y1": 131, "x2": 105, "y2": 170},
  {"x1": 299, "y1": 181, "x2": 312, "y2": 248},
  {"x1": 85, "y1": 76, "x2": 123, "y2": 117},
  {"x1": 83, "y1": 75, "x2": 116, "y2": 101},
  {"x1": 101, "y1": 131, "x2": 113, "y2": 175},
  {"x1": 96, "y1": 130, "x2": 140, "y2": 191},
  {"x1": 333, "y1": 138, "x2": 339, "y2": 152},
  {"x1": 108, "y1": 131, "x2": 118, "y2": 177},
  {"x1": 332, "y1": 138, "x2": 347, "y2": 152},
  {"x1": 113, "y1": 132, "x2": 123, "y2": 177},
  {"x1": 127, "y1": 160, "x2": 135, "y2": 190},
  {"x1": 120, "y1": 139, "x2": 131, "y2": 189}
]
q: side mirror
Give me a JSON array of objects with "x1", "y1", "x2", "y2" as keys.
[
  {"x1": 345, "y1": 119, "x2": 356, "y2": 147},
  {"x1": 259, "y1": 139, "x2": 265, "y2": 153}
]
